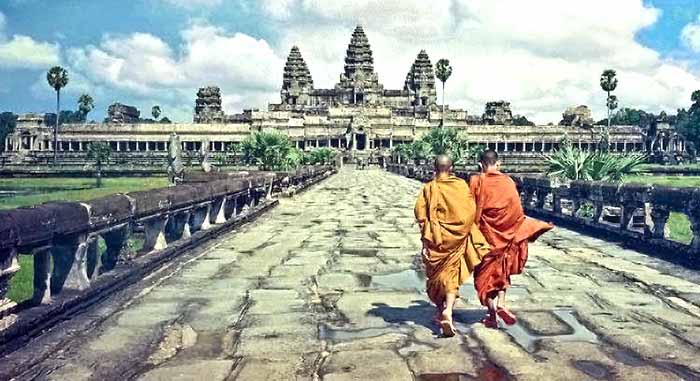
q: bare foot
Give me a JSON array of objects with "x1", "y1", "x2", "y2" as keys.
[{"x1": 440, "y1": 310, "x2": 457, "y2": 337}]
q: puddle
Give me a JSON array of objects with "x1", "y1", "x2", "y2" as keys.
[
  {"x1": 611, "y1": 349, "x2": 645, "y2": 367},
  {"x1": 573, "y1": 360, "x2": 611, "y2": 379},
  {"x1": 502, "y1": 309, "x2": 598, "y2": 353},
  {"x1": 319, "y1": 324, "x2": 412, "y2": 342},
  {"x1": 340, "y1": 248, "x2": 379, "y2": 257},
  {"x1": 417, "y1": 373, "x2": 472, "y2": 381},
  {"x1": 370, "y1": 270, "x2": 425, "y2": 292}
]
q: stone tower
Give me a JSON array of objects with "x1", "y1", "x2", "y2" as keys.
[
  {"x1": 482, "y1": 101, "x2": 513, "y2": 125},
  {"x1": 280, "y1": 46, "x2": 314, "y2": 106},
  {"x1": 404, "y1": 50, "x2": 437, "y2": 107},
  {"x1": 336, "y1": 25, "x2": 383, "y2": 105},
  {"x1": 194, "y1": 86, "x2": 225, "y2": 123}
]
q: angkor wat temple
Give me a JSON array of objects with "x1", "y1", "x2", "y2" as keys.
[{"x1": 2, "y1": 25, "x2": 685, "y2": 168}]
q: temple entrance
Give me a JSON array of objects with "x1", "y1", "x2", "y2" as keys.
[{"x1": 356, "y1": 133, "x2": 366, "y2": 150}]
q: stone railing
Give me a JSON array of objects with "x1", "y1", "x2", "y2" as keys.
[
  {"x1": 0, "y1": 165, "x2": 335, "y2": 346},
  {"x1": 387, "y1": 163, "x2": 700, "y2": 263}
]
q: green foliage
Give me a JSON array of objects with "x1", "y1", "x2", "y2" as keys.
[
  {"x1": 0, "y1": 112, "x2": 17, "y2": 151},
  {"x1": 392, "y1": 128, "x2": 482, "y2": 165},
  {"x1": 47, "y1": 66, "x2": 69, "y2": 91},
  {"x1": 306, "y1": 148, "x2": 336, "y2": 165},
  {"x1": 599, "y1": 69, "x2": 618, "y2": 93},
  {"x1": 87, "y1": 142, "x2": 112, "y2": 187},
  {"x1": 676, "y1": 90, "x2": 700, "y2": 152},
  {"x1": 152, "y1": 105, "x2": 161, "y2": 120},
  {"x1": 435, "y1": 59, "x2": 452, "y2": 84},
  {"x1": 545, "y1": 142, "x2": 646, "y2": 182},
  {"x1": 241, "y1": 132, "x2": 302, "y2": 171},
  {"x1": 596, "y1": 107, "x2": 655, "y2": 127},
  {"x1": 512, "y1": 115, "x2": 535, "y2": 126},
  {"x1": 78, "y1": 94, "x2": 94, "y2": 120}
]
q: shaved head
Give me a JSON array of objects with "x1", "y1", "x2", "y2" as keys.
[
  {"x1": 479, "y1": 149, "x2": 499, "y2": 169},
  {"x1": 434, "y1": 155, "x2": 452, "y2": 174}
]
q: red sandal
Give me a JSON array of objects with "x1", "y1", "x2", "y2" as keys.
[
  {"x1": 497, "y1": 307, "x2": 517, "y2": 325},
  {"x1": 481, "y1": 315, "x2": 497, "y2": 329}
]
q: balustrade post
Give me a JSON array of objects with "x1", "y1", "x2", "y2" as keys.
[
  {"x1": 31, "y1": 246, "x2": 52, "y2": 305},
  {"x1": 100, "y1": 225, "x2": 131, "y2": 272},
  {"x1": 688, "y1": 209, "x2": 700, "y2": 255},
  {"x1": 535, "y1": 189, "x2": 546, "y2": 209},
  {"x1": 0, "y1": 248, "x2": 20, "y2": 314},
  {"x1": 649, "y1": 207, "x2": 670, "y2": 239},
  {"x1": 210, "y1": 197, "x2": 227, "y2": 225},
  {"x1": 51, "y1": 233, "x2": 92, "y2": 293},
  {"x1": 553, "y1": 191, "x2": 562, "y2": 214},
  {"x1": 143, "y1": 216, "x2": 169, "y2": 252},
  {"x1": 620, "y1": 203, "x2": 636, "y2": 231},
  {"x1": 593, "y1": 202, "x2": 604, "y2": 222},
  {"x1": 189, "y1": 205, "x2": 212, "y2": 232}
]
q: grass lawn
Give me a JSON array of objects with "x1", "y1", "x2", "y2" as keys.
[
  {"x1": 0, "y1": 177, "x2": 168, "y2": 209},
  {"x1": 623, "y1": 175, "x2": 700, "y2": 188}
]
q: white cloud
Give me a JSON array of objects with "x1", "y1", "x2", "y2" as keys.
[
  {"x1": 681, "y1": 15, "x2": 700, "y2": 52},
  {"x1": 57, "y1": 0, "x2": 700, "y2": 124},
  {"x1": 260, "y1": 0, "x2": 699, "y2": 123},
  {"x1": 0, "y1": 11, "x2": 60, "y2": 69},
  {"x1": 160, "y1": 0, "x2": 223, "y2": 10},
  {"x1": 65, "y1": 23, "x2": 283, "y2": 120}
]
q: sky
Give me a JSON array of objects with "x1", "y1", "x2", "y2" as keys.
[{"x1": 2, "y1": 0, "x2": 700, "y2": 124}]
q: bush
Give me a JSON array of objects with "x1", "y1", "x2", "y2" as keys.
[
  {"x1": 241, "y1": 132, "x2": 302, "y2": 171},
  {"x1": 544, "y1": 142, "x2": 646, "y2": 182}
]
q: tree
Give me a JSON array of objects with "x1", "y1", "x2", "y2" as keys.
[
  {"x1": 152, "y1": 105, "x2": 161, "y2": 121},
  {"x1": 676, "y1": 90, "x2": 700, "y2": 153},
  {"x1": 435, "y1": 58, "x2": 453, "y2": 128},
  {"x1": 0, "y1": 112, "x2": 17, "y2": 151},
  {"x1": 544, "y1": 141, "x2": 646, "y2": 182},
  {"x1": 77, "y1": 94, "x2": 94, "y2": 121},
  {"x1": 241, "y1": 132, "x2": 300, "y2": 171},
  {"x1": 512, "y1": 115, "x2": 535, "y2": 126},
  {"x1": 47, "y1": 66, "x2": 69, "y2": 165},
  {"x1": 599, "y1": 69, "x2": 618, "y2": 151},
  {"x1": 87, "y1": 142, "x2": 111, "y2": 187}
]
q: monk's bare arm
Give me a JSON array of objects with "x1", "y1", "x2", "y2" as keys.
[{"x1": 414, "y1": 186, "x2": 428, "y2": 229}]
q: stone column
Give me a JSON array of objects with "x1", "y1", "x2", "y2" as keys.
[
  {"x1": 51, "y1": 234, "x2": 92, "y2": 293},
  {"x1": 210, "y1": 197, "x2": 227, "y2": 224},
  {"x1": 31, "y1": 246, "x2": 52, "y2": 305},
  {"x1": 504, "y1": 141, "x2": 509, "y2": 152},
  {"x1": 100, "y1": 225, "x2": 131, "y2": 272},
  {"x1": 165, "y1": 212, "x2": 191, "y2": 242},
  {"x1": 620, "y1": 204, "x2": 636, "y2": 231},
  {"x1": 0, "y1": 248, "x2": 20, "y2": 313},
  {"x1": 143, "y1": 216, "x2": 169, "y2": 252},
  {"x1": 189, "y1": 204, "x2": 212, "y2": 232}
]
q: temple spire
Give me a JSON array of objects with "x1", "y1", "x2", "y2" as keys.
[
  {"x1": 280, "y1": 46, "x2": 314, "y2": 106},
  {"x1": 404, "y1": 50, "x2": 437, "y2": 107},
  {"x1": 343, "y1": 25, "x2": 375, "y2": 80}
]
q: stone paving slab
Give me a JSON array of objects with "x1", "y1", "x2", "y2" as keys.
[{"x1": 4, "y1": 168, "x2": 700, "y2": 380}]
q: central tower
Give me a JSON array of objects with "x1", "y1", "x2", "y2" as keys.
[{"x1": 335, "y1": 25, "x2": 383, "y2": 105}]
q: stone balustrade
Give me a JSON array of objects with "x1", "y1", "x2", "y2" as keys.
[
  {"x1": 0, "y1": 166, "x2": 335, "y2": 326},
  {"x1": 387, "y1": 163, "x2": 700, "y2": 263}
]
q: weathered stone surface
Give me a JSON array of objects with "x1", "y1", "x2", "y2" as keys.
[
  {"x1": 560, "y1": 105, "x2": 594, "y2": 127},
  {"x1": 194, "y1": 86, "x2": 225, "y2": 123},
  {"x1": 2, "y1": 169, "x2": 700, "y2": 381},
  {"x1": 482, "y1": 100, "x2": 513, "y2": 125},
  {"x1": 105, "y1": 102, "x2": 140, "y2": 123}
]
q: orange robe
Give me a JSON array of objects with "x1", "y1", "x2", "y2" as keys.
[
  {"x1": 415, "y1": 173, "x2": 490, "y2": 307},
  {"x1": 469, "y1": 170, "x2": 553, "y2": 306}
]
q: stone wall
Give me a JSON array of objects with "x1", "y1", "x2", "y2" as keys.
[{"x1": 0, "y1": 165, "x2": 335, "y2": 349}]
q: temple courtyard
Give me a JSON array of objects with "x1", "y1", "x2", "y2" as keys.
[{"x1": 2, "y1": 168, "x2": 700, "y2": 380}]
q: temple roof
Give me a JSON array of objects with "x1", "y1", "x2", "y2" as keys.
[
  {"x1": 342, "y1": 25, "x2": 376, "y2": 82},
  {"x1": 404, "y1": 50, "x2": 436, "y2": 92},
  {"x1": 282, "y1": 46, "x2": 313, "y2": 90}
]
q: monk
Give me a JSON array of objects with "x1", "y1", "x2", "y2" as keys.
[
  {"x1": 415, "y1": 155, "x2": 490, "y2": 337},
  {"x1": 470, "y1": 150, "x2": 553, "y2": 329}
]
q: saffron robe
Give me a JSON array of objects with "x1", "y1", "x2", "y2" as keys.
[
  {"x1": 469, "y1": 170, "x2": 553, "y2": 306},
  {"x1": 415, "y1": 173, "x2": 490, "y2": 307}
]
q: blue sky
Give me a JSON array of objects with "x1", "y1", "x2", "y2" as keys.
[{"x1": 1, "y1": 0, "x2": 700, "y2": 124}]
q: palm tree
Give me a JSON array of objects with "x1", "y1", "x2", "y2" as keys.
[
  {"x1": 77, "y1": 94, "x2": 94, "y2": 121},
  {"x1": 47, "y1": 66, "x2": 69, "y2": 165},
  {"x1": 600, "y1": 69, "x2": 618, "y2": 151},
  {"x1": 152, "y1": 105, "x2": 161, "y2": 121},
  {"x1": 87, "y1": 142, "x2": 112, "y2": 187},
  {"x1": 241, "y1": 131, "x2": 299, "y2": 170},
  {"x1": 435, "y1": 58, "x2": 453, "y2": 128}
]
